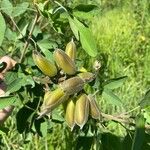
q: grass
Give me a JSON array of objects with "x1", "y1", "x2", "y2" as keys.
[{"x1": 92, "y1": 2, "x2": 150, "y2": 112}]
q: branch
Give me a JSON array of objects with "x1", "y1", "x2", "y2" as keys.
[
  {"x1": 19, "y1": 6, "x2": 39, "y2": 63},
  {"x1": 101, "y1": 113, "x2": 150, "y2": 130}
]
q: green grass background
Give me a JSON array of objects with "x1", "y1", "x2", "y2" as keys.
[{"x1": 1, "y1": 0, "x2": 150, "y2": 149}]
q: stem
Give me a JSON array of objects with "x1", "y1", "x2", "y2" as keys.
[
  {"x1": 10, "y1": 17, "x2": 25, "y2": 39},
  {"x1": 120, "y1": 106, "x2": 140, "y2": 116},
  {"x1": 101, "y1": 112, "x2": 150, "y2": 130},
  {"x1": 19, "y1": 8, "x2": 39, "y2": 63}
]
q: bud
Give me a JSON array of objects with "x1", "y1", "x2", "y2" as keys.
[
  {"x1": 77, "y1": 72, "x2": 95, "y2": 83},
  {"x1": 32, "y1": 51, "x2": 57, "y2": 77},
  {"x1": 88, "y1": 94, "x2": 101, "y2": 120},
  {"x1": 53, "y1": 49, "x2": 76, "y2": 75},
  {"x1": 74, "y1": 94, "x2": 89, "y2": 129},
  {"x1": 65, "y1": 99, "x2": 75, "y2": 131},
  {"x1": 59, "y1": 77, "x2": 84, "y2": 95},
  {"x1": 38, "y1": 88, "x2": 68, "y2": 118},
  {"x1": 65, "y1": 38, "x2": 76, "y2": 61}
]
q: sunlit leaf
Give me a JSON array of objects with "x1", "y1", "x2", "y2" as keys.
[
  {"x1": 0, "y1": 96, "x2": 20, "y2": 109},
  {"x1": 69, "y1": 17, "x2": 79, "y2": 40},
  {"x1": 0, "y1": 0, "x2": 13, "y2": 16},
  {"x1": 6, "y1": 78, "x2": 24, "y2": 93},
  {"x1": 12, "y1": 2, "x2": 29, "y2": 17},
  {"x1": 104, "y1": 76, "x2": 127, "y2": 89},
  {"x1": 0, "y1": 12, "x2": 6, "y2": 46},
  {"x1": 140, "y1": 89, "x2": 150, "y2": 108},
  {"x1": 40, "y1": 121, "x2": 47, "y2": 137},
  {"x1": 102, "y1": 89, "x2": 122, "y2": 106},
  {"x1": 79, "y1": 27, "x2": 97, "y2": 57},
  {"x1": 37, "y1": 39, "x2": 57, "y2": 63},
  {"x1": 69, "y1": 17, "x2": 97, "y2": 57}
]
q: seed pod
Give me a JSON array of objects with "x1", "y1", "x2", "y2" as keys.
[
  {"x1": 32, "y1": 51, "x2": 57, "y2": 77},
  {"x1": 43, "y1": 90, "x2": 51, "y2": 100},
  {"x1": 65, "y1": 99, "x2": 75, "y2": 131},
  {"x1": 77, "y1": 72, "x2": 95, "y2": 83},
  {"x1": 88, "y1": 94, "x2": 100, "y2": 120},
  {"x1": 65, "y1": 38, "x2": 76, "y2": 61},
  {"x1": 59, "y1": 77, "x2": 84, "y2": 95},
  {"x1": 38, "y1": 88, "x2": 68, "y2": 119},
  {"x1": 54, "y1": 49, "x2": 76, "y2": 75},
  {"x1": 74, "y1": 94, "x2": 89, "y2": 129}
]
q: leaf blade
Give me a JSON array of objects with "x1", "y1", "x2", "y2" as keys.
[
  {"x1": 102, "y1": 89, "x2": 122, "y2": 106},
  {"x1": 104, "y1": 76, "x2": 127, "y2": 90},
  {"x1": 0, "y1": 12, "x2": 6, "y2": 46},
  {"x1": 132, "y1": 113, "x2": 145, "y2": 150}
]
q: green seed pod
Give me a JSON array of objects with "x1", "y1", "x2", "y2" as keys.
[
  {"x1": 38, "y1": 88, "x2": 68, "y2": 118},
  {"x1": 77, "y1": 72, "x2": 95, "y2": 83},
  {"x1": 54, "y1": 49, "x2": 76, "y2": 75},
  {"x1": 74, "y1": 94, "x2": 89, "y2": 129},
  {"x1": 65, "y1": 99, "x2": 75, "y2": 131},
  {"x1": 59, "y1": 77, "x2": 84, "y2": 95},
  {"x1": 43, "y1": 90, "x2": 51, "y2": 100},
  {"x1": 88, "y1": 94, "x2": 101, "y2": 120},
  {"x1": 32, "y1": 51, "x2": 57, "y2": 77},
  {"x1": 65, "y1": 38, "x2": 76, "y2": 61}
]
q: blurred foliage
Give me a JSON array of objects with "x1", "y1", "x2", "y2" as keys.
[{"x1": 0, "y1": 0, "x2": 150, "y2": 149}]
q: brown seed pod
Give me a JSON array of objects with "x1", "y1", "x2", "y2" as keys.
[
  {"x1": 74, "y1": 94, "x2": 89, "y2": 129},
  {"x1": 65, "y1": 98, "x2": 75, "y2": 131},
  {"x1": 53, "y1": 49, "x2": 76, "y2": 75},
  {"x1": 88, "y1": 94, "x2": 101, "y2": 120},
  {"x1": 59, "y1": 76, "x2": 84, "y2": 95},
  {"x1": 77, "y1": 72, "x2": 95, "y2": 83}
]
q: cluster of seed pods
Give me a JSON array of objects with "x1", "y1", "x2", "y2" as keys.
[{"x1": 32, "y1": 39, "x2": 100, "y2": 130}]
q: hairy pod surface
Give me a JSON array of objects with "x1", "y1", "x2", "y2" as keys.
[
  {"x1": 74, "y1": 94, "x2": 89, "y2": 129},
  {"x1": 54, "y1": 49, "x2": 76, "y2": 75},
  {"x1": 65, "y1": 39, "x2": 76, "y2": 61},
  {"x1": 65, "y1": 99, "x2": 75, "y2": 131},
  {"x1": 59, "y1": 77, "x2": 84, "y2": 95},
  {"x1": 77, "y1": 72, "x2": 95, "y2": 83},
  {"x1": 88, "y1": 94, "x2": 101, "y2": 120},
  {"x1": 38, "y1": 88, "x2": 68, "y2": 118},
  {"x1": 32, "y1": 51, "x2": 57, "y2": 77}
]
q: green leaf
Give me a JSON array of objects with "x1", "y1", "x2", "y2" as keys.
[
  {"x1": 140, "y1": 89, "x2": 150, "y2": 108},
  {"x1": 143, "y1": 108, "x2": 150, "y2": 124},
  {"x1": 37, "y1": 39, "x2": 57, "y2": 62},
  {"x1": 0, "y1": 127, "x2": 9, "y2": 135},
  {"x1": 102, "y1": 89, "x2": 122, "y2": 106},
  {"x1": 40, "y1": 122, "x2": 48, "y2": 137},
  {"x1": 132, "y1": 113, "x2": 145, "y2": 150},
  {"x1": 79, "y1": 27, "x2": 97, "y2": 57},
  {"x1": 6, "y1": 78, "x2": 24, "y2": 94},
  {"x1": 5, "y1": 27, "x2": 17, "y2": 41},
  {"x1": 17, "y1": 23, "x2": 29, "y2": 39},
  {"x1": 69, "y1": 17, "x2": 79, "y2": 40},
  {"x1": 69, "y1": 17, "x2": 97, "y2": 57},
  {"x1": 0, "y1": 12, "x2": 6, "y2": 46},
  {"x1": 12, "y1": 2, "x2": 29, "y2": 17},
  {"x1": 74, "y1": 4, "x2": 98, "y2": 12},
  {"x1": 0, "y1": 0, "x2": 13, "y2": 16},
  {"x1": 52, "y1": 109, "x2": 65, "y2": 122},
  {"x1": 104, "y1": 76, "x2": 127, "y2": 90},
  {"x1": 0, "y1": 96, "x2": 20, "y2": 109}
]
